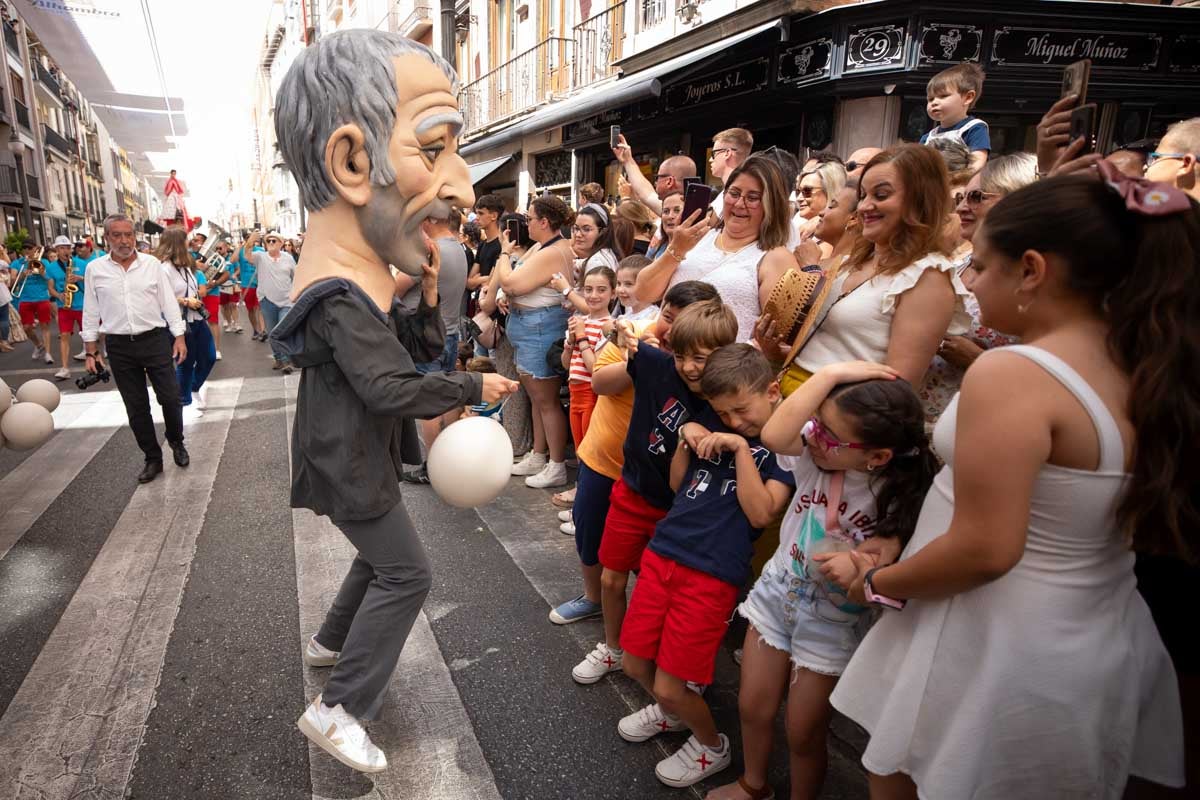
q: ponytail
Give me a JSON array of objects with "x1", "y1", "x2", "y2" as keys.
[
  {"x1": 984, "y1": 174, "x2": 1200, "y2": 563},
  {"x1": 830, "y1": 379, "x2": 938, "y2": 545}
]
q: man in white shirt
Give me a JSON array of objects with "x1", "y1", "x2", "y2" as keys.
[
  {"x1": 82, "y1": 214, "x2": 189, "y2": 484},
  {"x1": 238, "y1": 230, "x2": 296, "y2": 374}
]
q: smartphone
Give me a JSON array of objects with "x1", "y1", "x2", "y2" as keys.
[
  {"x1": 609, "y1": 125, "x2": 621, "y2": 149},
  {"x1": 682, "y1": 176, "x2": 703, "y2": 190},
  {"x1": 1061, "y1": 59, "x2": 1091, "y2": 107},
  {"x1": 1069, "y1": 103, "x2": 1098, "y2": 155},
  {"x1": 680, "y1": 182, "x2": 715, "y2": 224},
  {"x1": 504, "y1": 218, "x2": 520, "y2": 243}
]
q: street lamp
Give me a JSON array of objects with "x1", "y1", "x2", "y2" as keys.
[{"x1": 7, "y1": 130, "x2": 33, "y2": 236}]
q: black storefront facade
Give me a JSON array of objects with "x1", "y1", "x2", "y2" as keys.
[{"x1": 463, "y1": 0, "x2": 1200, "y2": 207}]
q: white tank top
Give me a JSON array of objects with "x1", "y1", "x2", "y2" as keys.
[{"x1": 666, "y1": 229, "x2": 764, "y2": 342}]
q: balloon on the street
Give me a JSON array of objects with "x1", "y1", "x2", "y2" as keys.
[
  {"x1": 427, "y1": 416, "x2": 514, "y2": 509},
  {"x1": 16, "y1": 378, "x2": 61, "y2": 413},
  {"x1": 0, "y1": 377, "x2": 11, "y2": 415},
  {"x1": 1, "y1": 402, "x2": 54, "y2": 450}
]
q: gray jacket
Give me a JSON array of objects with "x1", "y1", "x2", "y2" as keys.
[{"x1": 272, "y1": 278, "x2": 482, "y2": 521}]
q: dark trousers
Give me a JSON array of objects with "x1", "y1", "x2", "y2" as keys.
[
  {"x1": 317, "y1": 502, "x2": 432, "y2": 720},
  {"x1": 106, "y1": 328, "x2": 184, "y2": 462},
  {"x1": 176, "y1": 318, "x2": 216, "y2": 405}
]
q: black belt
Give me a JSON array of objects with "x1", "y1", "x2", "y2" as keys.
[{"x1": 106, "y1": 327, "x2": 168, "y2": 343}]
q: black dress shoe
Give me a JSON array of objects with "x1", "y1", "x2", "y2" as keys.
[
  {"x1": 170, "y1": 442, "x2": 190, "y2": 468},
  {"x1": 138, "y1": 461, "x2": 163, "y2": 484}
]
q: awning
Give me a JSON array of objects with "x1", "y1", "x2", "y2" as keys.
[
  {"x1": 468, "y1": 154, "x2": 514, "y2": 186},
  {"x1": 460, "y1": 19, "x2": 784, "y2": 158}
]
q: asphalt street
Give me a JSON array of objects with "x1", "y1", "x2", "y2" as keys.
[{"x1": 0, "y1": 322, "x2": 869, "y2": 800}]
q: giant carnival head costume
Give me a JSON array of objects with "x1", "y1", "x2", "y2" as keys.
[{"x1": 275, "y1": 30, "x2": 473, "y2": 307}]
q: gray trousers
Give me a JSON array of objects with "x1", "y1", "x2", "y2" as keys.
[{"x1": 316, "y1": 501, "x2": 432, "y2": 720}]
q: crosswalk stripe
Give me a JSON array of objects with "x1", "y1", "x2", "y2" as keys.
[
  {"x1": 0, "y1": 379, "x2": 242, "y2": 800},
  {"x1": 281, "y1": 374, "x2": 503, "y2": 800},
  {"x1": 0, "y1": 390, "x2": 126, "y2": 561}
]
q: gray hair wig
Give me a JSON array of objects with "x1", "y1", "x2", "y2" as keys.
[{"x1": 275, "y1": 29, "x2": 459, "y2": 212}]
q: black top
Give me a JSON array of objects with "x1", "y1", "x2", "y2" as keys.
[
  {"x1": 272, "y1": 278, "x2": 483, "y2": 521},
  {"x1": 475, "y1": 238, "x2": 502, "y2": 277}
]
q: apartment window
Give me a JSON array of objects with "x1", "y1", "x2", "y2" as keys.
[
  {"x1": 639, "y1": 0, "x2": 668, "y2": 31},
  {"x1": 9, "y1": 69, "x2": 25, "y2": 104}
]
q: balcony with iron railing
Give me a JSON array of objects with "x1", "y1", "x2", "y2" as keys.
[
  {"x1": 574, "y1": 0, "x2": 627, "y2": 90},
  {"x1": 35, "y1": 62, "x2": 63, "y2": 100},
  {"x1": 27, "y1": 173, "x2": 41, "y2": 201},
  {"x1": 459, "y1": 38, "x2": 574, "y2": 135},
  {"x1": 4, "y1": 23, "x2": 19, "y2": 57},
  {"x1": 0, "y1": 164, "x2": 19, "y2": 196},
  {"x1": 378, "y1": 0, "x2": 433, "y2": 38},
  {"x1": 14, "y1": 100, "x2": 31, "y2": 131},
  {"x1": 42, "y1": 124, "x2": 75, "y2": 158}
]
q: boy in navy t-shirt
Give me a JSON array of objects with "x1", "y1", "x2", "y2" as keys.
[
  {"x1": 616, "y1": 344, "x2": 794, "y2": 789},
  {"x1": 920, "y1": 62, "x2": 990, "y2": 171}
]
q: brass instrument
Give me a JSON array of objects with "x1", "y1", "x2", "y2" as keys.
[
  {"x1": 197, "y1": 222, "x2": 232, "y2": 284},
  {"x1": 11, "y1": 246, "x2": 45, "y2": 297},
  {"x1": 63, "y1": 257, "x2": 79, "y2": 307}
]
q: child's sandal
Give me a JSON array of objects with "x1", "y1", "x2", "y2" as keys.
[{"x1": 737, "y1": 776, "x2": 774, "y2": 800}]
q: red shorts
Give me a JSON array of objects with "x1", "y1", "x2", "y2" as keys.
[
  {"x1": 243, "y1": 288, "x2": 260, "y2": 310},
  {"x1": 203, "y1": 294, "x2": 220, "y2": 319},
  {"x1": 19, "y1": 300, "x2": 52, "y2": 326},
  {"x1": 57, "y1": 308, "x2": 83, "y2": 333},
  {"x1": 219, "y1": 290, "x2": 241, "y2": 306},
  {"x1": 597, "y1": 478, "x2": 668, "y2": 573},
  {"x1": 619, "y1": 549, "x2": 739, "y2": 685}
]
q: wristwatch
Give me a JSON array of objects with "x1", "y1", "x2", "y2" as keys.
[
  {"x1": 561, "y1": 286, "x2": 572, "y2": 296},
  {"x1": 863, "y1": 568, "x2": 906, "y2": 610}
]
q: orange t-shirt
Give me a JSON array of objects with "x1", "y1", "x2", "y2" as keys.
[{"x1": 576, "y1": 323, "x2": 654, "y2": 480}]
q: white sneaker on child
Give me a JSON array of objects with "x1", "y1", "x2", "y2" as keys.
[
  {"x1": 618, "y1": 702, "x2": 688, "y2": 742},
  {"x1": 557, "y1": 510, "x2": 572, "y2": 523},
  {"x1": 654, "y1": 733, "x2": 731, "y2": 787},
  {"x1": 572, "y1": 642, "x2": 622, "y2": 685}
]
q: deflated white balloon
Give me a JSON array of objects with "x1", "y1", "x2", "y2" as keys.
[
  {"x1": 427, "y1": 416, "x2": 514, "y2": 508},
  {"x1": 16, "y1": 378, "x2": 61, "y2": 412},
  {"x1": 1, "y1": 402, "x2": 54, "y2": 451}
]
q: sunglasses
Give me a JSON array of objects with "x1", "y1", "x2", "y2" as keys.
[
  {"x1": 845, "y1": 160, "x2": 860, "y2": 172},
  {"x1": 953, "y1": 190, "x2": 999, "y2": 206},
  {"x1": 801, "y1": 416, "x2": 868, "y2": 454},
  {"x1": 797, "y1": 186, "x2": 824, "y2": 198}
]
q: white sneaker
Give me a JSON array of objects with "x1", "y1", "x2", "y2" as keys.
[
  {"x1": 31, "y1": 346, "x2": 42, "y2": 360},
  {"x1": 511, "y1": 451, "x2": 548, "y2": 476},
  {"x1": 572, "y1": 642, "x2": 623, "y2": 685},
  {"x1": 73, "y1": 349, "x2": 87, "y2": 361},
  {"x1": 54, "y1": 367, "x2": 70, "y2": 381},
  {"x1": 557, "y1": 510, "x2": 572, "y2": 523},
  {"x1": 215, "y1": 349, "x2": 222, "y2": 361},
  {"x1": 618, "y1": 702, "x2": 688, "y2": 743},
  {"x1": 182, "y1": 405, "x2": 204, "y2": 423},
  {"x1": 559, "y1": 521, "x2": 575, "y2": 536},
  {"x1": 526, "y1": 461, "x2": 568, "y2": 489},
  {"x1": 44, "y1": 351, "x2": 54, "y2": 364},
  {"x1": 296, "y1": 695, "x2": 387, "y2": 773},
  {"x1": 303, "y1": 634, "x2": 339, "y2": 667},
  {"x1": 655, "y1": 733, "x2": 731, "y2": 788},
  {"x1": 195, "y1": 385, "x2": 208, "y2": 411}
]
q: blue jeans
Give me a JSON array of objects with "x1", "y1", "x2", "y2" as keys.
[
  {"x1": 260, "y1": 297, "x2": 290, "y2": 363},
  {"x1": 415, "y1": 332, "x2": 459, "y2": 375},
  {"x1": 0, "y1": 302, "x2": 10, "y2": 341},
  {"x1": 176, "y1": 318, "x2": 216, "y2": 406}
]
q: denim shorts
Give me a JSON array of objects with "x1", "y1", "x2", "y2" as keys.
[
  {"x1": 506, "y1": 305, "x2": 569, "y2": 379},
  {"x1": 739, "y1": 561, "x2": 872, "y2": 676},
  {"x1": 415, "y1": 332, "x2": 459, "y2": 375}
]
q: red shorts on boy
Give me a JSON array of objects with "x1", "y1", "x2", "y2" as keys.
[
  {"x1": 619, "y1": 549, "x2": 738, "y2": 686},
  {"x1": 598, "y1": 478, "x2": 668, "y2": 573},
  {"x1": 57, "y1": 308, "x2": 82, "y2": 334},
  {"x1": 19, "y1": 300, "x2": 52, "y2": 326}
]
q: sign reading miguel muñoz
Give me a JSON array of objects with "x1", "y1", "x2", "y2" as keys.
[
  {"x1": 665, "y1": 58, "x2": 770, "y2": 111},
  {"x1": 992, "y1": 26, "x2": 1162, "y2": 70}
]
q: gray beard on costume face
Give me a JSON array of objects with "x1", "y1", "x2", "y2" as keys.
[{"x1": 355, "y1": 181, "x2": 451, "y2": 277}]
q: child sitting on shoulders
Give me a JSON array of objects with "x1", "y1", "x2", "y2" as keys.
[
  {"x1": 614, "y1": 254, "x2": 659, "y2": 322},
  {"x1": 618, "y1": 344, "x2": 795, "y2": 789},
  {"x1": 921, "y1": 62, "x2": 990, "y2": 171},
  {"x1": 705, "y1": 361, "x2": 938, "y2": 800}
]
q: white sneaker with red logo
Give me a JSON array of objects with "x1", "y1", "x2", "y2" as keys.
[
  {"x1": 654, "y1": 733, "x2": 731, "y2": 788},
  {"x1": 617, "y1": 702, "x2": 688, "y2": 742},
  {"x1": 296, "y1": 694, "x2": 387, "y2": 773},
  {"x1": 572, "y1": 642, "x2": 622, "y2": 684}
]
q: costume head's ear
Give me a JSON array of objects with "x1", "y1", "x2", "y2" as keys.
[{"x1": 324, "y1": 124, "x2": 373, "y2": 207}]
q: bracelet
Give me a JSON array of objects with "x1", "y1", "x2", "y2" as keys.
[
  {"x1": 561, "y1": 286, "x2": 572, "y2": 297},
  {"x1": 666, "y1": 246, "x2": 684, "y2": 261}
]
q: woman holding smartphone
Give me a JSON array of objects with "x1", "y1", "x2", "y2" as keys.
[{"x1": 494, "y1": 196, "x2": 578, "y2": 489}]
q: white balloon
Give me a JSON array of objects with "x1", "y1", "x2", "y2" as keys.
[
  {"x1": 16, "y1": 378, "x2": 61, "y2": 413},
  {"x1": 0, "y1": 378, "x2": 11, "y2": 416},
  {"x1": 1, "y1": 402, "x2": 54, "y2": 451},
  {"x1": 427, "y1": 416, "x2": 514, "y2": 509}
]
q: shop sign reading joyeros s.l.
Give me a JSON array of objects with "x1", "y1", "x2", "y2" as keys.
[
  {"x1": 664, "y1": 58, "x2": 770, "y2": 111},
  {"x1": 991, "y1": 27, "x2": 1162, "y2": 70}
]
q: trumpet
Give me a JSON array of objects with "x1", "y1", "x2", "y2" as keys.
[{"x1": 11, "y1": 246, "x2": 45, "y2": 297}]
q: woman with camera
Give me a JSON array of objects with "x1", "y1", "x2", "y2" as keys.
[{"x1": 158, "y1": 227, "x2": 216, "y2": 420}]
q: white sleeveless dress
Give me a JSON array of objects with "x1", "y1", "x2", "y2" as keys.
[
  {"x1": 830, "y1": 345, "x2": 1184, "y2": 798},
  {"x1": 667, "y1": 229, "x2": 764, "y2": 343}
]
